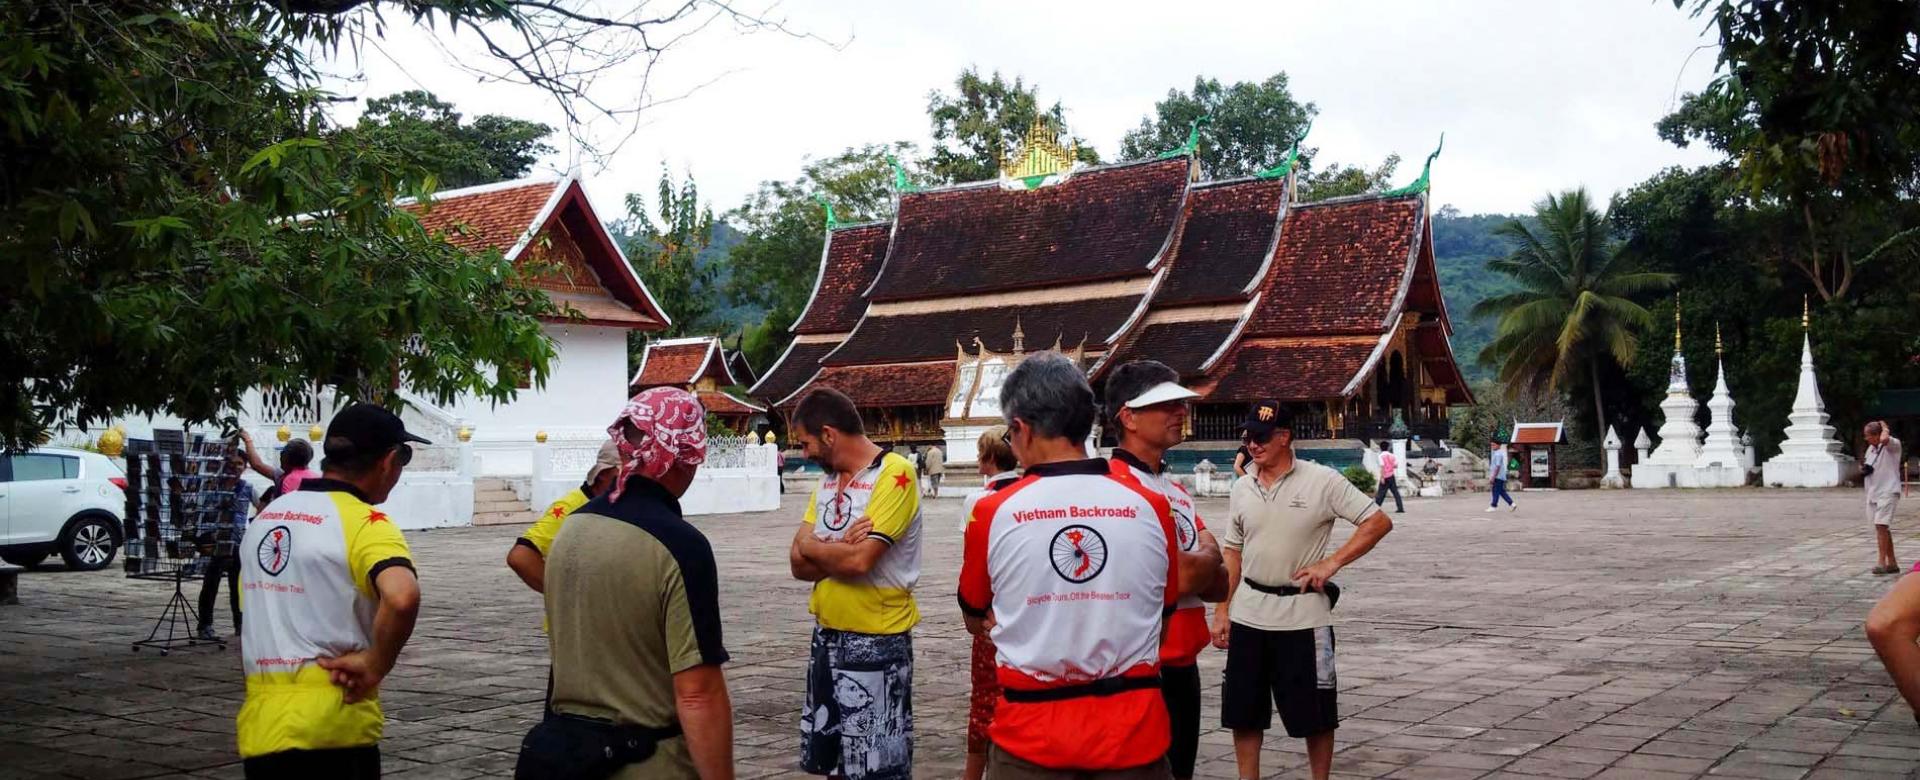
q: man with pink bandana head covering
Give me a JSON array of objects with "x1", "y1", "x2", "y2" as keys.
[{"x1": 517, "y1": 388, "x2": 735, "y2": 780}]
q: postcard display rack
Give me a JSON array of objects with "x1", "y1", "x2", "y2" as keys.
[{"x1": 122, "y1": 430, "x2": 239, "y2": 654}]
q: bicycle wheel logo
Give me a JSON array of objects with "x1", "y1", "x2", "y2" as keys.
[
  {"x1": 1050, "y1": 524, "x2": 1108, "y2": 583},
  {"x1": 256, "y1": 526, "x2": 291, "y2": 577},
  {"x1": 1174, "y1": 512, "x2": 1196, "y2": 550}
]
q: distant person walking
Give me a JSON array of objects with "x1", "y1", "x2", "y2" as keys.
[
  {"x1": 1486, "y1": 440, "x2": 1516, "y2": 513},
  {"x1": 1373, "y1": 446, "x2": 1404, "y2": 514},
  {"x1": 924, "y1": 444, "x2": 946, "y2": 498},
  {"x1": 1866, "y1": 421, "x2": 1904, "y2": 574}
]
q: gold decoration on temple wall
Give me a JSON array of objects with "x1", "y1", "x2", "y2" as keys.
[
  {"x1": 535, "y1": 430, "x2": 549, "y2": 444},
  {"x1": 275, "y1": 425, "x2": 291, "y2": 443},
  {"x1": 98, "y1": 427, "x2": 126, "y2": 458},
  {"x1": 1000, "y1": 118, "x2": 1079, "y2": 180},
  {"x1": 307, "y1": 425, "x2": 323, "y2": 441},
  {"x1": 457, "y1": 427, "x2": 472, "y2": 443}
]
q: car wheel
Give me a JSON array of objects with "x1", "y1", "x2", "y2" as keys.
[
  {"x1": 1, "y1": 551, "x2": 48, "y2": 569},
  {"x1": 58, "y1": 515, "x2": 120, "y2": 571}
]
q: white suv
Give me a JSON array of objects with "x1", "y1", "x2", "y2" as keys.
[{"x1": 0, "y1": 448, "x2": 125, "y2": 571}]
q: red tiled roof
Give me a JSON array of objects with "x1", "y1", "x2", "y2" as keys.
[
  {"x1": 866, "y1": 159, "x2": 1190, "y2": 301},
  {"x1": 1200, "y1": 337, "x2": 1381, "y2": 402},
  {"x1": 1101, "y1": 319, "x2": 1241, "y2": 378},
  {"x1": 1511, "y1": 423, "x2": 1564, "y2": 445},
  {"x1": 725, "y1": 350, "x2": 757, "y2": 387},
  {"x1": 823, "y1": 296, "x2": 1144, "y2": 367},
  {"x1": 698, "y1": 389, "x2": 764, "y2": 417},
  {"x1": 794, "y1": 223, "x2": 891, "y2": 335},
  {"x1": 804, "y1": 362, "x2": 956, "y2": 408},
  {"x1": 634, "y1": 339, "x2": 713, "y2": 387},
  {"x1": 1247, "y1": 195, "x2": 1422, "y2": 336},
  {"x1": 1154, "y1": 178, "x2": 1288, "y2": 306},
  {"x1": 751, "y1": 340, "x2": 838, "y2": 405},
  {"x1": 402, "y1": 178, "x2": 669, "y2": 330}
]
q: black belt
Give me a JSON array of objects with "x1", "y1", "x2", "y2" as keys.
[
  {"x1": 1244, "y1": 578, "x2": 1340, "y2": 610},
  {"x1": 1002, "y1": 674, "x2": 1161, "y2": 703}
]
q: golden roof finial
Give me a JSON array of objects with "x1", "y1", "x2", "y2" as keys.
[
  {"x1": 1802, "y1": 295, "x2": 1810, "y2": 331},
  {"x1": 1673, "y1": 304, "x2": 1682, "y2": 352},
  {"x1": 1001, "y1": 118, "x2": 1077, "y2": 180},
  {"x1": 1715, "y1": 322, "x2": 1723, "y2": 356}
]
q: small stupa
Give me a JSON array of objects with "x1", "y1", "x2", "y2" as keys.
[
  {"x1": 1636, "y1": 306, "x2": 1704, "y2": 488},
  {"x1": 1763, "y1": 299, "x2": 1859, "y2": 487},
  {"x1": 1692, "y1": 324, "x2": 1747, "y2": 487}
]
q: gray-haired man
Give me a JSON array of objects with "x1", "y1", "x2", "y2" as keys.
[{"x1": 1866, "y1": 421, "x2": 1904, "y2": 574}]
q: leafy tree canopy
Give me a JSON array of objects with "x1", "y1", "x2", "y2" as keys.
[
  {"x1": 1118, "y1": 74, "x2": 1314, "y2": 179},
  {"x1": 926, "y1": 68, "x2": 1099, "y2": 184},
  {"x1": 619, "y1": 169, "x2": 716, "y2": 344},
  {"x1": 338, "y1": 90, "x2": 555, "y2": 189}
]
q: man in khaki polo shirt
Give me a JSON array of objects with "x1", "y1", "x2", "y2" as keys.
[{"x1": 1212, "y1": 400, "x2": 1393, "y2": 780}]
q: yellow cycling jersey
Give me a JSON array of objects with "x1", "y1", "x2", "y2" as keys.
[
  {"x1": 803, "y1": 451, "x2": 923, "y2": 634},
  {"x1": 521, "y1": 486, "x2": 592, "y2": 557},
  {"x1": 235, "y1": 480, "x2": 412, "y2": 758}
]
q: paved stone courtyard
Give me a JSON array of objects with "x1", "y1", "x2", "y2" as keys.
[{"x1": 4, "y1": 487, "x2": 1920, "y2": 779}]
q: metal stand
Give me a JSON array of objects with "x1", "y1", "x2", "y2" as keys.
[{"x1": 131, "y1": 568, "x2": 225, "y2": 655}]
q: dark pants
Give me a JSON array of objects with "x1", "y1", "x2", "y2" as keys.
[
  {"x1": 1490, "y1": 478, "x2": 1514, "y2": 508},
  {"x1": 1372, "y1": 476, "x2": 1404, "y2": 512},
  {"x1": 196, "y1": 555, "x2": 239, "y2": 631},
  {"x1": 243, "y1": 746, "x2": 380, "y2": 779},
  {"x1": 1160, "y1": 663, "x2": 1200, "y2": 779}
]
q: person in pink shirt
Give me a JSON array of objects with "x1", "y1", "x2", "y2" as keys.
[
  {"x1": 238, "y1": 429, "x2": 320, "y2": 503},
  {"x1": 1372, "y1": 444, "x2": 1404, "y2": 513}
]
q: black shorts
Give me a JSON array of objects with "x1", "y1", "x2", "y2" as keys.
[
  {"x1": 1220, "y1": 623, "x2": 1338, "y2": 738},
  {"x1": 1161, "y1": 663, "x2": 1201, "y2": 778},
  {"x1": 243, "y1": 746, "x2": 379, "y2": 779}
]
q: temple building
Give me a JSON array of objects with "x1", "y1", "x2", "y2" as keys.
[
  {"x1": 632, "y1": 336, "x2": 767, "y2": 434},
  {"x1": 749, "y1": 122, "x2": 1472, "y2": 458}
]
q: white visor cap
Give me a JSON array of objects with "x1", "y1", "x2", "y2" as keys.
[{"x1": 1125, "y1": 381, "x2": 1202, "y2": 409}]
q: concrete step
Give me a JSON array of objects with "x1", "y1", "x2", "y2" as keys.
[
  {"x1": 475, "y1": 499, "x2": 529, "y2": 515},
  {"x1": 474, "y1": 490, "x2": 521, "y2": 503},
  {"x1": 472, "y1": 511, "x2": 530, "y2": 527}
]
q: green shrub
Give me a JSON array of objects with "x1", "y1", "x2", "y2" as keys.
[{"x1": 1342, "y1": 465, "x2": 1376, "y2": 494}]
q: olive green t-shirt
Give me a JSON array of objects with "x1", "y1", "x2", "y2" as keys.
[
  {"x1": 545, "y1": 482, "x2": 728, "y2": 780},
  {"x1": 1223, "y1": 458, "x2": 1379, "y2": 631}
]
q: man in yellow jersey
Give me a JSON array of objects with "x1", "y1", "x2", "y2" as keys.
[
  {"x1": 787, "y1": 387, "x2": 922, "y2": 780},
  {"x1": 507, "y1": 439, "x2": 622, "y2": 594},
  {"x1": 236, "y1": 403, "x2": 424, "y2": 778}
]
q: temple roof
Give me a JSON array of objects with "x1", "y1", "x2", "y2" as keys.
[
  {"x1": 864, "y1": 158, "x2": 1190, "y2": 302},
  {"x1": 793, "y1": 222, "x2": 892, "y2": 335},
  {"x1": 632, "y1": 336, "x2": 735, "y2": 388},
  {"x1": 1247, "y1": 194, "x2": 1423, "y2": 337},
  {"x1": 1103, "y1": 318, "x2": 1243, "y2": 378},
  {"x1": 823, "y1": 295, "x2": 1144, "y2": 367},
  {"x1": 402, "y1": 176, "x2": 670, "y2": 330},
  {"x1": 1199, "y1": 337, "x2": 1382, "y2": 402},
  {"x1": 1154, "y1": 177, "x2": 1290, "y2": 307},
  {"x1": 751, "y1": 340, "x2": 839, "y2": 406},
  {"x1": 697, "y1": 389, "x2": 765, "y2": 417},
  {"x1": 796, "y1": 362, "x2": 957, "y2": 408}
]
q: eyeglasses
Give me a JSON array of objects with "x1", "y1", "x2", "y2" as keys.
[
  {"x1": 1001, "y1": 421, "x2": 1020, "y2": 447},
  {"x1": 393, "y1": 443, "x2": 413, "y2": 467},
  {"x1": 1245, "y1": 428, "x2": 1280, "y2": 446}
]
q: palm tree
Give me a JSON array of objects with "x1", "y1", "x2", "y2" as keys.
[{"x1": 1473, "y1": 189, "x2": 1676, "y2": 437}]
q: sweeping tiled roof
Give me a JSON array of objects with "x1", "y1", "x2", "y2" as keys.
[
  {"x1": 823, "y1": 296, "x2": 1144, "y2": 367},
  {"x1": 1154, "y1": 177, "x2": 1289, "y2": 307},
  {"x1": 725, "y1": 350, "x2": 758, "y2": 387},
  {"x1": 1247, "y1": 194, "x2": 1423, "y2": 336},
  {"x1": 1200, "y1": 338, "x2": 1381, "y2": 402},
  {"x1": 803, "y1": 362, "x2": 957, "y2": 408},
  {"x1": 865, "y1": 158, "x2": 1190, "y2": 301},
  {"x1": 1105, "y1": 319, "x2": 1242, "y2": 377},
  {"x1": 632, "y1": 337, "x2": 733, "y2": 388},
  {"x1": 401, "y1": 177, "x2": 669, "y2": 329},
  {"x1": 751, "y1": 340, "x2": 838, "y2": 405},
  {"x1": 697, "y1": 389, "x2": 765, "y2": 417},
  {"x1": 794, "y1": 223, "x2": 892, "y2": 335}
]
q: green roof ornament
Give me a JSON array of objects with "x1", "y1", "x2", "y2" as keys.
[
  {"x1": 1254, "y1": 120, "x2": 1313, "y2": 180},
  {"x1": 1156, "y1": 115, "x2": 1212, "y2": 159},
  {"x1": 886, "y1": 154, "x2": 919, "y2": 194},
  {"x1": 811, "y1": 194, "x2": 838, "y2": 230},
  {"x1": 1382, "y1": 132, "x2": 1445, "y2": 197}
]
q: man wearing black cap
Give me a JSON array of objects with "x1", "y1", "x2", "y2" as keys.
[
  {"x1": 1213, "y1": 401, "x2": 1392, "y2": 780},
  {"x1": 234, "y1": 403, "x2": 427, "y2": 779}
]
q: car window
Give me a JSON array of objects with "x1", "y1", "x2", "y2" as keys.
[{"x1": 11, "y1": 454, "x2": 77, "y2": 482}]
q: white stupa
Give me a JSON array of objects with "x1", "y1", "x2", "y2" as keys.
[
  {"x1": 1636, "y1": 307, "x2": 1703, "y2": 488},
  {"x1": 1763, "y1": 301, "x2": 1858, "y2": 487},
  {"x1": 1693, "y1": 324, "x2": 1748, "y2": 487}
]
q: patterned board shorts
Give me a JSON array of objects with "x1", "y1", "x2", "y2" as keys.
[{"x1": 801, "y1": 626, "x2": 913, "y2": 779}]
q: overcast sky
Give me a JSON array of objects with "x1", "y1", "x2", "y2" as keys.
[{"x1": 323, "y1": 0, "x2": 1728, "y2": 220}]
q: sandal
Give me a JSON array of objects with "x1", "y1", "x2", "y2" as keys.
[{"x1": 1872, "y1": 565, "x2": 1899, "y2": 575}]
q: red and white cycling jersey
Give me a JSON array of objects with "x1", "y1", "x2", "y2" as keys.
[
  {"x1": 958, "y1": 457, "x2": 1177, "y2": 770},
  {"x1": 1112, "y1": 448, "x2": 1212, "y2": 667}
]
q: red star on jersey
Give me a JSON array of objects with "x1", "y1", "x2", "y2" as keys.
[
  {"x1": 367, "y1": 510, "x2": 389, "y2": 524},
  {"x1": 548, "y1": 505, "x2": 568, "y2": 519},
  {"x1": 893, "y1": 473, "x2": 912, "y2": 489}
]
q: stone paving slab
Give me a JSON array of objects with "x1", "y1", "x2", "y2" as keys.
[{"x1": 2, "y1": 488, "x2": 1919, "y2": 778}]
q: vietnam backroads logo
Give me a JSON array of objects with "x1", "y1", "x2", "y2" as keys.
[
  {"x1": 257, "y1": 526, "x2": 292, "y2": 577},
  {"x1": 1049, "y1": 525, "x2": 1108, "y2": 583},
  {"x1": 1174, "y1": 512, "x2": 1196, "y2": 550}
]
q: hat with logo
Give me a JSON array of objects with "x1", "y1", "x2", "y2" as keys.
[
  {"x1": 323, "y1": 403, "x2": 432, "y2": 462},
  {"x1": 1240, "y1": 400, "x2": 1291, "y2": 440}
]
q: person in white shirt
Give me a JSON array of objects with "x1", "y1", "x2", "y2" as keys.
[
  {"x1": 1372, "y1": 445, "x2": 1404, "y2": 514},
  {"x1": 1486, "y1": 440, "x2": 1515, "y2": 513},
  {"x1": 1865, "y1": 421, "x2": 1905, "y2": 574}
]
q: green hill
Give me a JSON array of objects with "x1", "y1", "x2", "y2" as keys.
[{"x1": 1430, "y1": 206, "x2": 1525, "y2": 384}]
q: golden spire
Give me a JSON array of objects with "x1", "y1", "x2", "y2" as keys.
[
  {"x1": 1001, "y1": 118, "x2": 1078, "y2": 180},
  {"x1": 1802, "y1": 295, "x2": 1809, "y2": 331},
  {"x1": 1715, "y1": 322, "x2": 1723, "y2": 356},
  {"x1": 1673, "y1": 305, "x2": 1682, "y2": 352}
]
